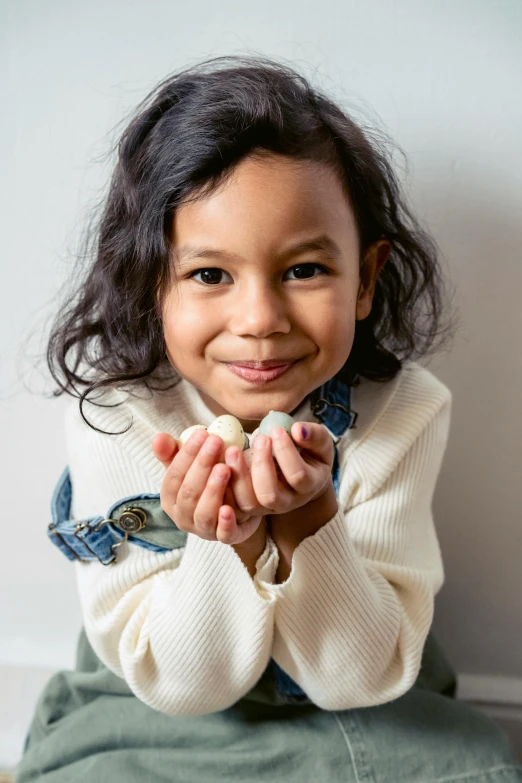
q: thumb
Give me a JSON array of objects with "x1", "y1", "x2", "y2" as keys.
[
  {"x1": 290, "y1": 421, "x2": 335, "y2": 464},
  {"x1": 152, "y1": 432, "x2": 180, "y2": 469}
]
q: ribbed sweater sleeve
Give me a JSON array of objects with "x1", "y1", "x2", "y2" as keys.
[
  {"x1": 65, "y1": 393, "x2": 280, "y2": 717},
  {"x1": 257, "y1": 370, "x2": 452, "y2": 710}
]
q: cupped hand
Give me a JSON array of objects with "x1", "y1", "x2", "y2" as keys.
[
  {"x1": 223, "y1": 422, "x2": 335, "y2": 520},
  {"x1": 151, "y1": 429, "x2": 264, "y2": 546}
]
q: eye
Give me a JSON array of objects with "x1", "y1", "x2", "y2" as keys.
[
  {"x1": 189, "y1": 268, "x2": 233, "y2": 285},
  {"x1": 284, "y1": 263, "x2": 327, "y2": 280}
]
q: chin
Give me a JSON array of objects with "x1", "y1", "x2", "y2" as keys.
[{"x1": 223, "y1": 392, "x2": 305, "y2": 421}]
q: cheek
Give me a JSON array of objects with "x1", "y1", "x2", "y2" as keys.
[
  {"x1": 161, "y1": 295, "x2": 217, "y2": 359},
  {"x1": 320, "y1": 316, "x2": 355, "y2": 364},
  {"x1": 304, "y1": 288, "x2": 356, "y2": 345}
]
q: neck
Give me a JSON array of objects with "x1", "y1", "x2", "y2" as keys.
[{"x1": 195, "y1": 388, "x2": 311, "y2": 434}]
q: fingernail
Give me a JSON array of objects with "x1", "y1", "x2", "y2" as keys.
[
  {"x1": 205, "y1": 437, "x2": 222, "y2": 455},
  {"x1": 270, "y1": 426, "x2": 284, "y2": 440},
  {"x1": 191, "y1": 430, "x2": 207, "y2": 447},
  {"x1": 301, "y1": 425, "x2": 309, "y2": 439},
  {"x1": 210, "y1": 467, "x2": 227, "y2": 484}
]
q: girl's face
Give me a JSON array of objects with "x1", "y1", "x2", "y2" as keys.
[{"x1": 162, "y1": 153, "x2": 389, "y2": 431}]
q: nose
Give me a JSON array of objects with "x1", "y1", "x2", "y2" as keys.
[{"x1": 227, "y1": 279, "x2": 291, "y2": 338}]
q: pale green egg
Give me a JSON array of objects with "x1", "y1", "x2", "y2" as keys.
[
  {"x1": 258, "y1": 411, "x2": 296, "y2": 459},
  {"x1": 259, "y1": 410, "x2": 295, "y2": 438}
]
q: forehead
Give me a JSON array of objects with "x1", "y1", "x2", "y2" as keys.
[{"x1": 171, "y1": 155, "x2": 359, "y2": 257}]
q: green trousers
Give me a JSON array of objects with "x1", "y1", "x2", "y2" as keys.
[{"x1": 16, "y1": 627, "x2": 522, "y2": 782}]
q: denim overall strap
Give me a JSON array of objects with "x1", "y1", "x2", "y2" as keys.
[
  {"x1": 46, "y1": 467, "x2": 123, "y2": 565},
  {"x1": 47, "y1": 468, "x2": 176, "y2": 566},
  {"x1": 309, "y1": 372, "x2": 359, "y2": 437},
  {"x1": 310, "y1": 372, "x2": 359, "y2": 497},
  {"x1": 269, "y1": 372, "x2": 359, "y2": 700}
]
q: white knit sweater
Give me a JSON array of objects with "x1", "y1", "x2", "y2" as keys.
[{"x1": 64, "y1": 360, "x2": 452, "y2": 716}]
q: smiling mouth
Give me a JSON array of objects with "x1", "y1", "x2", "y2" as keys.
[
  {"x1": 224, "y1": 361, "x2": 296, "y2": 384},
  {"x1": 225, "y1": 359, "x2": 298, "y2": 369}
]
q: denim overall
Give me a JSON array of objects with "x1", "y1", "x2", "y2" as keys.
[{"x1": 16, "y1": 374, "x2": 522, "y2": 782}]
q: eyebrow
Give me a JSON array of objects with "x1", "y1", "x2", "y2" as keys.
[{"x1": 176, "y1": 234, "x2": 343, "y2": 265}]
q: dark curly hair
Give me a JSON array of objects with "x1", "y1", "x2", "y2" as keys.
[{"x1": 43, "y1": 53, "x2": 459, "y2": 434}]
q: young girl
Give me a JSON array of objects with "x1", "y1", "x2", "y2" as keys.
[{"x1": 17, "y1": 55, "x2": 521, "y2": 782}]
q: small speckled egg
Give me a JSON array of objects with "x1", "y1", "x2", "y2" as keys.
[
  {"x1": 207, "y1": 415, "x2": 247, "y2": 450},
  {"x1": 259, "y1": 410, "x2": 296, "y2": 438},
  {"x1": 179, "y1": 424, "x2": 207, "y2": 445}
]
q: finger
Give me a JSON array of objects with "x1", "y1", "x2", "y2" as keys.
[
  {"x1": 215, "y1": 504, "x2": 238, "y2": 544},
  {"x1": 224, "y1": 447, "x2": 259, "y2": 515},
  {"x1": 175, "y1": 434, "x2": 225, "y2": 530},
  {"x1": 152, "y1": 433, "x2": 180, "y2": 468},
  {"x1": 269, "y1": 426, "x2": 313, "y2": 495},
  {"x1": 222, "y1": 482, "x2": 251, "y2": 525},
  {"x1": 217, "y1": 507, "x2": 264, "y2": 546},
  {"x1": 250, "y1": 434, "x2": 281, "y2": 511},
  {"x1": 161, "y1": 428, "x2": 209, "y2": 512},
  {"x1": 290, "y1": 421, "x2": 335, "y2": 466},
  {"x1": 242, "y1": 447, "x2": 254, "y2": 471},
  {"x1": 193, "y1": 462, "x2": 231, "y2": 540}
]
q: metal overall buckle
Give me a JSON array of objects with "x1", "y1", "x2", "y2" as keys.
[
  {"x1": 310, "y1": 397, "x2": 359, "y2": 428},
  {"x1": 48, "y1": 506, "x2": 148, "y2": 566},
  {"x1": 107, "y1": 507, "x2": 148, "y2": 563}
]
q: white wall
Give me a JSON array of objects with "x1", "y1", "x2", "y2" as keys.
[{"x1": 1, "y1": 0, "x2": 521, "y2": 768}]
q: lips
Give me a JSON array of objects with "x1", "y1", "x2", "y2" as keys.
[
  {"x1": 225, "y1": 360, "x2": 296, "y2": 369},
  {"x1": 225, "y1": 361, "x2": 295, "y2": 384}
]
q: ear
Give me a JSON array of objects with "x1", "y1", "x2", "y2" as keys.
[{"x1": 356, "y1": 239, "x2": 391, "y2": 321}]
